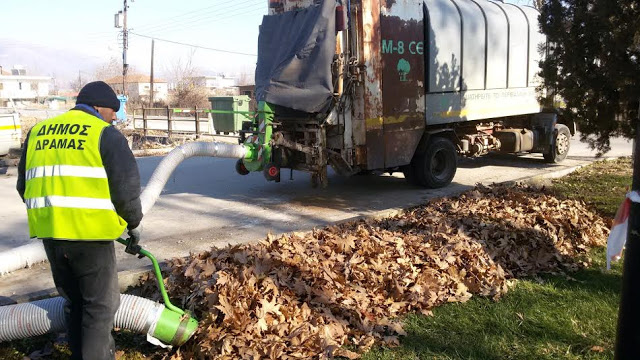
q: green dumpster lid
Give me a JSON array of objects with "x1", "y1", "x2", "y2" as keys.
[{"x1": 208, "y1": 95, "x2": 250, "y2": 101}]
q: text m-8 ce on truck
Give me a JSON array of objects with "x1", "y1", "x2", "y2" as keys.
[{"x1": 236, "y1": 0, "x2": 571, "y2": 188}]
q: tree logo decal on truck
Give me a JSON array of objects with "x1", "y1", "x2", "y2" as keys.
[{"x1": 397, "y1": 59, "x2": 410, "y2": 82}]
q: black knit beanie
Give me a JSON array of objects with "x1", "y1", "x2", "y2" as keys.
[{"x1": 76, "y1": 81, "x2": 120, "y2": 112}]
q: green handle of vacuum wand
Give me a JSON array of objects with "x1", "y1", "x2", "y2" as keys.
[{"x1": 116, "y1": 238, "x2": 185, "y2": 315}]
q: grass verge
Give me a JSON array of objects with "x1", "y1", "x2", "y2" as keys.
[{"x1": 362, "y1": 157, "x2": 632, "y2": 360}]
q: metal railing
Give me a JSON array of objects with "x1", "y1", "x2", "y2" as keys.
[
  {"x1": 133, "y1": 106, "x2": 255, "y2": 138},
  {"x1": 133, "y1": 106, "x2": 210, "y2": 138}
]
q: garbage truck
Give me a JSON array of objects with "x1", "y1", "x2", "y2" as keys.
[{"x1": 237, "y1": 0, "x2": 571, "y2": 188}]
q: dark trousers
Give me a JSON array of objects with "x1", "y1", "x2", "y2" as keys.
[{"x1": 43, "y1": 240, "x2": 120, "y2": 360}]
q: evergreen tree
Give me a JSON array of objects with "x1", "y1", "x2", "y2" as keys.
[{"x1": 538, "y1": 0, "x2": 640, "y2": 154}]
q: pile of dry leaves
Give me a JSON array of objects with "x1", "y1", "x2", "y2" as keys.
[{"x1": 142, "y1": 184, "x2": 609, "y2": 359}]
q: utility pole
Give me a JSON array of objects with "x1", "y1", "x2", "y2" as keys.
[
  {"x1": 614, "y1": 122, "x2": 640, "y2": 359},
  {"x1": 122, "y1": 0, "x2": 129, "y2": 96},
  {"x1": 115, "y1": 0, "x2": 130, "y2": 95},
  {"x1": 150, "y1": 38, "x2": 155, "y2": 107}
]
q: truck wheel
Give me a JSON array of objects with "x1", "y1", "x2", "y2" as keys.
[
  {"x1": 235, "y1": 159, "x2": 250, "y2": 175},
  {"x1": 263, "y1": 163, "x2": 281, "y2": 182},
  {"x1": 543, "y1": 124, "x2": 571, "y2": 163},
  {"x1": 415, "y1": 137, "x2": 458, "y2": 188}
]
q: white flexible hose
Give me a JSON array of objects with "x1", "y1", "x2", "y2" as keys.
[
  {"x1": 0, "y1": 294, "x2": 164, "y2": 342},
  {"x1": 140, "y1": 141, "x2": 247, "y2": 214},
  {"x1": 0, "y1": 141, "x2": 248, "y2": 275},
  {"x1": 0, "y1": 241, "x2": 47, "y2": 275}
]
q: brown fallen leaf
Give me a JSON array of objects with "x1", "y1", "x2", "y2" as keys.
[
  {"x1": 135, "y1": 184, "x2": 608, "y2": 360},
  {"x1": 334, "y1": 347, "x2": 361, "y2": 359}
]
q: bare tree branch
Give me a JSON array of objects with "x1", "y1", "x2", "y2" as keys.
[{"x1": 165, "y1": 50, "x2": 210, "y2": 108}]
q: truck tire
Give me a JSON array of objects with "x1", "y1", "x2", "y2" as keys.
[
  {"x1": 235, "y1": 159, "x2": 250, "y2": 175},
  {"x1": 415, "y1": 137, "x2": 458, "y2": 188},
  {"x1": 543, "y1": 124, "x2": 571, "y2": 163}
]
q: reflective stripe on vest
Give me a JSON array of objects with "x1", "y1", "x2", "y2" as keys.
[
  {"x1": 25, "y1": 196, "x2": 116, "y2": 211},
  {"x1": 24, "y1": 110, "x2": 128, "y2": 240},
  {"x1": 26, "y1": 165, "x2": 107, "y2": 181}
]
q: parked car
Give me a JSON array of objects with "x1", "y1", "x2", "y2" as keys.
[{"x1": 0, "y1": 111, "x2": 21, "y2": 156}]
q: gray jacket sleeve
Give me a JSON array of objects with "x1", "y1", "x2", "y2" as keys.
[
  {"x1": 16, "y1": 130, "x2": 30, "y2": 202},
  {"x1": 99, "y1": 126, "x2": 143, "y2": 230}
]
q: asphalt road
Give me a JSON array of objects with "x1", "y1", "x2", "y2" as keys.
[{"x1": 0, "y1": 134, "x2": 633, "y2": 303}]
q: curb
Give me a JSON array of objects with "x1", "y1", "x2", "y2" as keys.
[
  {"x1": 116, "y1": 265, "x2": 155, "y2": 292},
  {"x1": 0, "y1": 265, "x2": 155, "y2": 306},
  {"x1": 131, "y1": 136, "x2": 239, "y2": 158},
  {"x1": 504, "y1": 165, "x2": 584, "y2": 187},
  {"x1": 330, "y1": 164, "x2": 591, "y2": 230},
  {"x1": 0, "y1": 287, "x2": 58, "y2": 306},
  {"x1": 132, "y1": 147, "x2": 175, "y2": 157},
  {"x1": 1, "y1": 157, "x2": 623, "y2": 305},
  {"x1": 0, "y1": 157, "x2": 19, "y2": 167}
]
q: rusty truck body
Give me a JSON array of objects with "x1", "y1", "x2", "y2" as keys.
[{"x1": 238, "y1": 0, "x2": 570, "y2": 187}]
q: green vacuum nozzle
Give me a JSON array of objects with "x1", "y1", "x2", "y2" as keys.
[
  {"x1": 152, "y1": 309, "x2": 199, "y2": 346},
  {"x1": 117, "y1": 237, "x2": 199, "y2": 346}
]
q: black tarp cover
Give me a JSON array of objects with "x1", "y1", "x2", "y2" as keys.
[{"x1": 255, "y1": 0, "x2": 337, "y2": 113}]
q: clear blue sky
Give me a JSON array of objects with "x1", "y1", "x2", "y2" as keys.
[
  {"x1": 0, "y1": 0, "x2": 265, "y2": 84},
  {"x1": 0, "y1": 0, "x2": 531, "y2": 86}
]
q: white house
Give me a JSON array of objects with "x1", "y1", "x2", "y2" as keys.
[
  {"x1": 191, "y1": 75, "x2": 237, "y2": 92},
  {"x1": 106, "y1": 74, "x2": 168, "y2": 103},
  {"x1": 0, "y1": 66, "x2": 51, "y2": 107}
]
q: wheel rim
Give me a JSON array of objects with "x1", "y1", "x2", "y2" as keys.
[
  {"x1": 556, "y1": 132, "x2": 569, "y2": 155},
  {"x1": 431, "y1": 150, "x2": 450, "y2": 180}
]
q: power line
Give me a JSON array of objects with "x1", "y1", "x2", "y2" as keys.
[
  {"x1": 129, "y1": 32, "x2": 257, "y2": 56},
  {"x1": 141, "y1": 6, "x2": 265, "y2": 37},
  {"x1": 133, "y1": 0, "x2": 263, "y2": 34},
  {"x1": 135, "y1": 4, "x2": 264, "y2": 37},
  {"x1": 87, "y1": 8, "x2": 256, "y2": 52},
  {"x1": 133, "y1": 0, "x2": 261, "y2": 31}
]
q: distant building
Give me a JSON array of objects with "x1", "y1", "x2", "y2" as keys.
[
  {"x1": 105, "y1": 74, "x2": 168, "y2": 103},
  {"x1": 191, "y1": 75, "x2": 237, "y2": 93},
  {"x1": 237, "y1": 84, "x2": 255, "y2": 98},
  {"x1": 0, "y1": 66, "x2": 51, "y2": 107}
]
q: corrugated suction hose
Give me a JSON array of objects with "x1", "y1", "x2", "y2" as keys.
[
  {"x1": 0, "y1": 142, "x2": 239, "y2": 344},
  {"x1": 140, "y1": 141, "x2": 247, "y2": 214},
  {"x1": 0, "y1": 141, "x2": 248, "y2": 275},
  {"x1": 0, "y1": 294, "x2": 164, "y2": 343}
]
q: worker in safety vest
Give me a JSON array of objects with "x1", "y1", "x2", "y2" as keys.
[{"x1": 16, "y1": 81, "x2": 143, "y2": 360}]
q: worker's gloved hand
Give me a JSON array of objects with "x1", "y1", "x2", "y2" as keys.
[{"x1": 125, "y1": 226, "x2": 142, "y2": 256}]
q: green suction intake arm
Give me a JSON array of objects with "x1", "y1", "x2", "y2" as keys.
[
  {"x1": 117, "y1": 237, "x2": 199, "y2": 347},
  {"x1": 117, "y1": 237, "x2": 183, "y2": 314}
]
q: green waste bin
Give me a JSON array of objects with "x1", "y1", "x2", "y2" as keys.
[{"x1": 208, "y1": 95, "x2": 250, "y2": 133}]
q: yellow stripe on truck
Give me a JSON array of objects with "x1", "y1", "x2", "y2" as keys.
[{"x1": 0, "y1": 125, "x2": 21, "y2": 130}]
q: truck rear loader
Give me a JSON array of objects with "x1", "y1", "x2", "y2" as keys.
[{"x1": 237, "y1": 0, "x2": 571, "y2": 188}]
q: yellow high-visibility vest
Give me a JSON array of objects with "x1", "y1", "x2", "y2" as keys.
[{"x1": 24, "y1": 110, "x2": 127, "y2": 240}]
